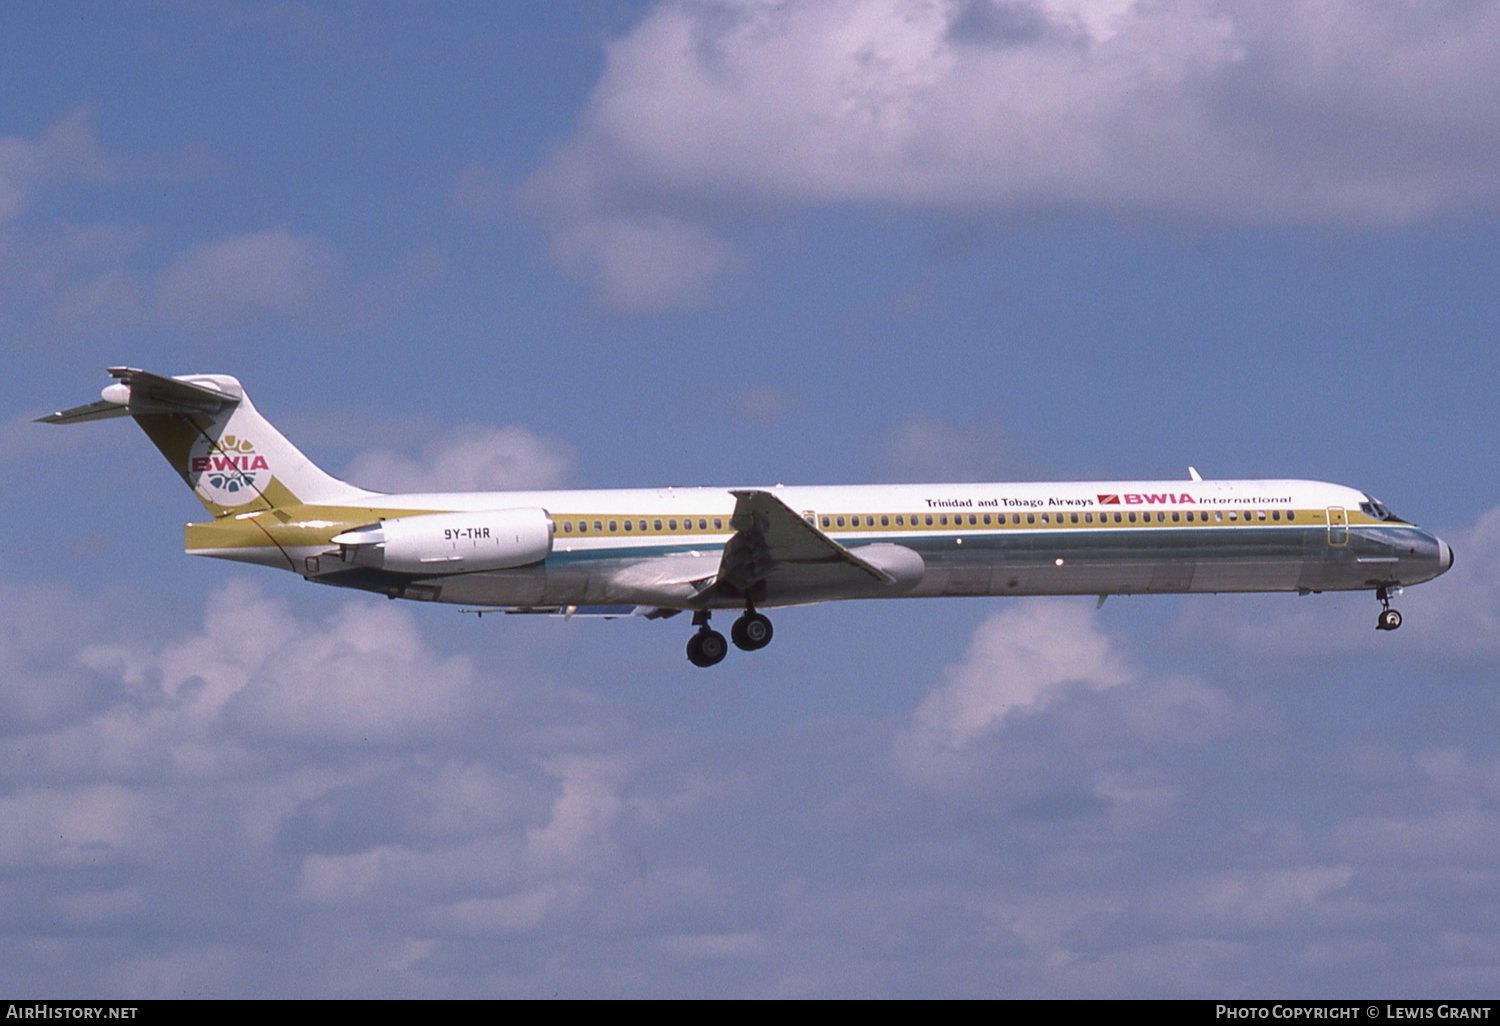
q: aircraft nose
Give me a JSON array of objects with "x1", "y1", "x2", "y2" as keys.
[{"x1": 1439, "y1": 537, "x2": 1454, "y2": 575}]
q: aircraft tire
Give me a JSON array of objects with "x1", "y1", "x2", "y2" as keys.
[
  {"x1": 731, "y1": 613, "x2": 774, "y2": 651},
  {"x1": 1378, "y1": 608, "x2": 1402, "y2": 631},
  {"x1": 687, "y1": 629, "x2": 729, "y2": 667}
]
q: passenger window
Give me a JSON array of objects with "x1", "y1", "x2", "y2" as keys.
[
  {"x1": 1041, "y1": 513, "x2": 1049, "y2": 524},
  {"x1": 1084, "y1": 513, "x2": 1093, "y2": 523},
  {"x1": 982, "y1": 513, "x2": 991, "y2": 525},
  {"x1": 1070, "y1": 513, "x2": 1079, "y2": 524},
  {"x1": 1258, "y1": 510, "x2": 1267, "y2": 521},
  {"x1": 608, "y1": 521, "x2": 618, "y2": 532},
  {"x1": 925, "y1": 515, "x2": 934, "y2": 526},
  {"x1": 667, "y1": 519, "x2": 676, "y2": 530},
  {"x1": 938, "y1": 514, "x2": 948, "y2": 526},
  {"x1": 654, "y1": 519, "x2": 663, "y2": 531},
  {"x1": 699, "y1": 519, "x2": 707, "y2": 530},
  {"x1": 1026, "y1": 513, "x2": 1035, "y2": 524},
  {"x1": 836, "y1": 516, "x2": 845, "y2": 527},
  {"x1": 1271, "y1": 510, "x2": 1280, "y2": 521},
  {"x1": 623, "y1": 520, "x2": 632, "y2": 532},
  {"x1": 1171, "y1": 512, "x2": 1180, "y2": 522},
  {"x1": 881, "y1": 515, "x2": 889, "y2": 526},
  {"x1": 1128, "y1": 512, "x2": 1137, "y2": 523},
  {"x1": 1214, "y1": 511, "x2": 1223, "y2": 522},
  {"x1": 1287, "y1": 511, "x2": 1295, "y2": 521},
  {"x1": 593, "y1": 520, "x2": 603, "y2": 532},
  {"x1": 821, "y1": 516, "x2": 830, "y2": 528},
  {"x1": 714, "y1": 518, "x2": 723, "y2": 530}
]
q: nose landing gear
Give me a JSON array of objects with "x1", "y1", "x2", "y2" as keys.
[{"x1": 1375, "y1": 586, "x2": 1403, "y2": 631}]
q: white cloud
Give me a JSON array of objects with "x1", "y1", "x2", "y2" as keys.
[
  {"x1": 1, "y1": 221, "x2": 437, "y2": 344},
  {"x1": 224, "y1": 597, "x2": 477, "y2": 743},
  {"x1": 344, "y1": 423, "x2": 578, "y2": 493},
  {"x1": 6, "y1": 556, "x2": 1500, "y2": 994},
  {"x1": 525, "y1": 755, "x2": 629, "y2": 868},
  {"x1": 0, "y1": 109, "x2": 110, "y2": 224},
  {"x1": 547, "y1": 214, "x2": 742, "y2": 313},
  {"x1": 0, "y1": 110, "x2": 440, "y2": 345},
  {"x1": 895, "y1": 599, "x2": 1133, "y2": 783},
  {"x1": 524, "y1": 0, "x2": 1500, "y2": 308},
  {"x1": 155, "y1": 227, "x2": 342, "y2": 331},
  {"x1": 0, "y1": 785, "x2": 153, "y2": 871},
  {"x1": 875, "y1": 413, "x2": 1030, "y2": 482}
]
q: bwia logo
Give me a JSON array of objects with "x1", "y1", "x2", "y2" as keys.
[
  {"x1": 190, "y1": 434, "x2": 269, "y2": 506},
  {"x1": 1099, "y1": 492, "x2": 1197, "y2": 505}
]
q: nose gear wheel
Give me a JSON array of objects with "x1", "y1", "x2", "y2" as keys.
[{"x1": 1375, "y1": 586, "x2": 1403, "y2": 631}]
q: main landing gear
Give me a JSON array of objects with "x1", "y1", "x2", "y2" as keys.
[
  {"x1": 685, "y1": 609, "x2": 775, "y2": 667},
  {"x1": 731, "y1": 611, "x2": 773, "y2": 651},
  {"x1": 1375, "y1": 586, "x2": 1403, "y2": 632}
]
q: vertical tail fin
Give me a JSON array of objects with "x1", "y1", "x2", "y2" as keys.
[{"x1": 37, "y1": 368, "x2": 372, "y2": 517}]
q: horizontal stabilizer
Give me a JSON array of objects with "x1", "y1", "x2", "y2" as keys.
[
  {"x1": 105, "y1": 367, "x2": 242, "y2": 415},
  {"x1": 36, "y1": 367, "x2": 242, "y2": 424},
  {"x1": 34, "y1": 398, "x2": 130, "y2": 425}
]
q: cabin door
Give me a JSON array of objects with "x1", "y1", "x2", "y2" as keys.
[{"x1": 1326, "y1": 507, "x2": 1349, "y2": 546}]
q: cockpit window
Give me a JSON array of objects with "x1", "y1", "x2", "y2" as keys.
[{"x1": 1359, "y1": 496, "x2": 1408, "y2": 524}]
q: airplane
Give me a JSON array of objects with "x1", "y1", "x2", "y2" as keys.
[{"x1": 39, "y1": 368, "x2": 1454, "y2": 667}]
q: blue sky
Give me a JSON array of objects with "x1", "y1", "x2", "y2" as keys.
[{"x1": 3, "y1": 0, "x2": 1500, "y2": 997}]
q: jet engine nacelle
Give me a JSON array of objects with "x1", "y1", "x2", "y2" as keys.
[{"x1": 332, "y1": 508, "x2": 552, "y2": 573}]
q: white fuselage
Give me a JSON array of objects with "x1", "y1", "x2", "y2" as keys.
[{"x1": 198, "y1": 477, "x2": 1454, "y2": 612}]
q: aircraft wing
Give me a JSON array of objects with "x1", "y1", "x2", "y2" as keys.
[{"x1": 707, "y1": 489, "x2": 896, "y2": 601}]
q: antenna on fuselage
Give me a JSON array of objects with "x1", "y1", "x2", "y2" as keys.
[{"x1": 1188, "y1": 467, "x2": 1203, "y2": 481}]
